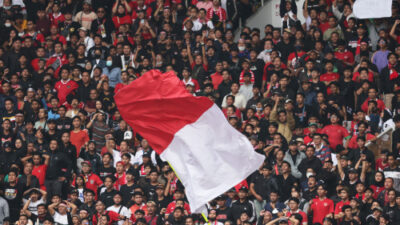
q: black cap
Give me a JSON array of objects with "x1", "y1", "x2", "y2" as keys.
[
  {"x1": 348, "y1": 168, "x2": 358, "y2": 174},
  {"x1": 143, "y1": 151, "x2": 151, "y2": 158},
  {"x1": 239, "y1": 186, "x2": 248, "y2": 192},
  {"x1": 289, "y1": 139, "x2": 297, "y2": 146},
  {"x1": 215, "y1": 195, "x2": 227, "y2": 200}
]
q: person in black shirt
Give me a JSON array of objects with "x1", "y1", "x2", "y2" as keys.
[
  {"x1": 120, "y1": 170, "x2": 138, "y2": 206},
  {"x1": 79, "y1": 189, "x2": 97, "y2": 217},
  {"x1": 216, "y1": 195, "x2": 232, "y2": 223},
  {"x1": 56, "y1": 106, "x2": 73, "y2": 132},
  {"x1": 3, "y1": 169, "x2": 23, "y2": 223},
  {"x1": 98, "y1": 176, "x2": 118, "y2": 208},
  {"x1": 277, "y1": 161, "x2": 298, "y2": 202},
  {"x1": 98, "y1": 153, "x2": 116, "y2": 181},
  {"x1": 80, "y1": 141, "x2": 102, "y2": 175}
]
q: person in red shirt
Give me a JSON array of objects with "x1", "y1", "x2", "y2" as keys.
[
  {"x1": 32, "y1": 152, "x2": 49, "y2": 190},
  {"x1": 46, "y1": 42, "x2": 68, "y2": 79},
  {"x1": 93, "y1": 200, "x2": 126, "y2": 225},
  {"x1": 309, "y1": 184, "x2": 334, "y2": 224},
  {"x1": 206, "y1": 0, "x2": 227, "y2": 23},
  {"x1": 322, "y1": 113, "x2": 350, "y2": 151},
  {"x1": 182, "y1": 68, "x2": 200, "y2": 92},
  {"x1": 334, "y1": 40, "x2": 354, "y2": 67},
  {"x1": 48, "y1": 2, "x2": 65, "y2": 25},
  {"x1": 361, "y1": 87, "x2": 385, "y2": 113},
  {"x1": 70, "y1": 116, "x2": 90, "y2": 155},
  {"x1": 346, "y1": 121, "x2": 376, "y2": 150},
  {"x1": 319, "y1": 61, "x2": 339, "y2": 86},
  {"x1": 211, "y1": 62, "x2": 224, "y2": 89},
  {"x1": 114, "y1": 161, "x2": 127, "y2": 190},
  {"x1": 77, "y1": 161, "x2": 103, "y2": 198},
  {"x1": 375, "y1": 150, "x2": 389, "y2": 172},
  {"x1": 130, "y1": 192, "x2": 149, "y2": 215},
  {"x1": 55, "y1": 67, "x2": 79, "y2": 105},
  {"x1": 334, "y1": 188, "x2": 350, "y2": 218},
  {"x1": 286, "y1": 198, "x2": 307, "y2": 225},
  {"x1": 112, "y1": 4, "x2": 132, "y2": 30}
]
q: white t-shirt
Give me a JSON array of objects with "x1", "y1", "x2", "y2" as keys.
[
  {"x1": 112, "y1": 150, "x2": 135, "y2": 167},
  {"x1": 23, "y1": 198, "x2": 45, "y2": 215},
  {"x1": 107, "y1": 205, "x2": 131, "y2": 225},
  {"x1": 53, "y1": 212, "x2": 69, "y2": 225}
]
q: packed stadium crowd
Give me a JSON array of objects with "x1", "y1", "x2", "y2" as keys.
[{"x1": 1, "y1": 0, "x2": 400, "y2": 224}]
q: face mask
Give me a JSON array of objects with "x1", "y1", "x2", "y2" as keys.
[
  {"x1": 95, "y1": 54, "x2": 101, "y2": 59},
  {"x1": 265, "y1": 49, "x2": 272, "y2": 53},
  {"x1": 256, "y1": 107, "x2": 262, "y2": 111},
  {"x1": 226, "y1": 23, "x2": 232, "y2": 30},
  {"x1": 306, "y1": 172, "x2": 314, "y2": 178},
  {"x1": 238, "y1": 46, "x2": 245, "y2": 51},
  {"x1": 4, "y1": 23, "x2": 11, "y2": 27},
  {"x1": 106, "y1": 60, "x2": 112, "y2": 67}
]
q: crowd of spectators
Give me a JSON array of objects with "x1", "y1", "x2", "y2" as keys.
[{"x1": 1, "y1": 0, "x2": 400, "y2": 224}]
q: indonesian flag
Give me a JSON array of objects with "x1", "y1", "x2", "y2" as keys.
[{"x1": 115, "y1": 70, "x2": 265, "y2": 213}]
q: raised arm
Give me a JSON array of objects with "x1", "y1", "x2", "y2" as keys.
[{"x1": 390, "y1": 20, "x2": 400, "y2": 40}]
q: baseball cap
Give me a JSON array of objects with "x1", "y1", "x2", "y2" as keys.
[
  {"x1": 81, "y1": 161, "x2": 91, "y2": 167},
  {"x1": 239, "y1": 186, "x2": 248, "y2": 192}
]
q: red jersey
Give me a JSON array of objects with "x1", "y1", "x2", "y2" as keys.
[
  {"x1": 55, "y1": 79, "x2": 78, "y2": 105},
  {"x1": 32, "y1": 164, "x2": 47, "y2": 190},
  {"x1": 352, "y1": 71, "x2": 374, "y2": 82},
  {"x1": 112, "y1": 15, "x2": 132, "y2": 30},
  {"x1": 165, "y1": 201, "x2": 191, "y2": 215},
  {"x1": 361, "y1": 98, "x2": 385, "y2": 113},
  {"x1": 322, "y1": 124, "x2": 349, "y2": 150},
  {"x1": 375, "y1": 158, "x2": 389, "y2": 172},
  {"x1": 114, "y1": 172, "x2": 127, "y2": 190},
  {"x1": 70, "y1": 129, "x2": 90, "y2": 156},
  {"x1": 92, "y1": 211, "x2": 120, "y2": 225},
  {"x1": 334, "y1": 200, "x2": 350, "y2": 215},
  {"x1": 211, "y1": 73, "x2": 223, "y2": 89},
  {"x1": 335, "y1": 51, "x2": 354, "y2": 64},
  {"x1": 206, "y1": 7, "x2": 226, "y2": 22},
  {"x1": 370, "y1": 185, "x2": 385, "y2": 199},
  {"x1": 286, "y1": 210, "x2": 308, "y2": 225},
  {"x1": 49, "y1": 13, "x2": 65, "y2": 25},
  {"x1": 46, "y1": 54, "x2": 68, "y2": 79},
  {"x1": 319, "y1": 22, "x2": 330, "y2": 33},
  {"x1": 320, "y1": 72, "x2": 339, "y2": 83},
  {"x1": 310, "y1": 197, "x2": 334, "y2": 224},
  {"x1": 73, "y1": 173, "x2": 103, "y2": 198},
  {"x1": 347, "y1": 133, "x2": 375, "y2": 149}
]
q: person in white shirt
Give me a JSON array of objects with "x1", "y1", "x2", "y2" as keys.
[
  {"x1": 222, "y1": 83, "x2": 247, "y2": 111},
  {"x1": 257, "y1": 40, "x2": 274, "y2": 63},
  {"x1": 22, "y1": 188, "x2": 47, "y2": 216},
  {"x1": 107, "y1": 193, "x2": 131, "y2": 225},
  {"x1": 134, "y1": 139, "x2": 158, "y2": 166},
  {"x1": 78, "y1": 27, "x2": 94, "y2": 56},
  {"x1": 239, "y1": 73, "x2": 254, "y2": 102},
  {"x1": 107, "y1": 140, "x2": 135, "y2": 167}
]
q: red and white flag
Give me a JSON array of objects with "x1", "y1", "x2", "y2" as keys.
[{"x1": 115, "y1": 70, "x2": 265, "y2": 213}]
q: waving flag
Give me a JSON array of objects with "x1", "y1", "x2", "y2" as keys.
[{"x1": 115, "y1": 70, "x2": 265, "y2": 213}]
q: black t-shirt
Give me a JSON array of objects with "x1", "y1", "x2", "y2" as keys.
[
  {"x1": 3, "y1": 182, "x2": 23, "y2": 221},
  {"x1": 98, "y1": 165, "x2": 116, "y2": 181},
  {"x1": 120, "y1": 183, "x2": 137, "y2": 205}
]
